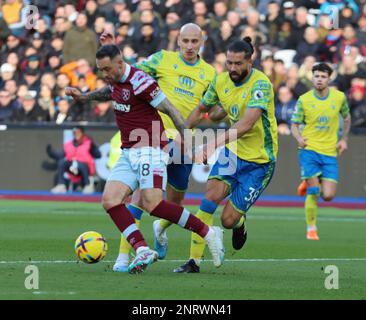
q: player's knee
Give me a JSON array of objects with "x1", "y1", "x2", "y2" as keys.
[
  {"x1": 141, "y1": 197, "x2": 161, "y2": 213},
  {"x1": 220, "y1": 215, "x2": 235, "y2": 229},
  {"x1": 101, "y1": 194, "x2": 120, "y2": 211},
  {"x1": 205, "y1": 190, "x2": 223, "y2": 204}
]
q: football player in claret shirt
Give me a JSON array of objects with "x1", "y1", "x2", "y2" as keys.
[
  {"x1": 65, "y1": 44, "x2": 224, "y2": 274},
  {"x1": 291, "y1": 63, "x2": 351, "y2": 241},
  {"x1": 100, "y1": 24, "x2": 217, "y2": 272}
]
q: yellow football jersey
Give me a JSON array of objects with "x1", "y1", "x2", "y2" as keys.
[
  {"x1": 201, "y1": 68, "x2": 278, "y2": 164},
  {"x1": 134, "y1": 50, "x2": 216, "y2": 139},
  {"x1": 291, "y1": 88, "x2": 350, "y2": 157}
]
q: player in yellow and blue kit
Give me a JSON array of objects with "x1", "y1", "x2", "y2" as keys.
[
  {"x1": 173, "y1": 37, "x2": 278, "y2": 273},
  {"x1": 100, "y1": 24, "x2": 216, "y2": 271},
  {"x1": 291, "y1": 63, "x2": 351, "y2": 240}
]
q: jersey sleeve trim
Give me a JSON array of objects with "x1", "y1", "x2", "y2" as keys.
[{"x1": 150, "y1": 91, "x2": 167, "y2": 108}]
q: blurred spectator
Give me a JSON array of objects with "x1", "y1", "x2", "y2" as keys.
[
  {"x1": 335, "y1": 55, "x2": 366, "y2": 93},
  {"x1": 22, "y1": 68, "x2": 41, "y2": 93},
  {"x1": 193, "y1": 1, "x2": 209, "y2": 28},
  {"x1": 298, "y1": 55, "x2": 317, "y2": 89},
  {"x1": 336, "y1": 24, "x2": 365, "y2": 62},
  {"x1": 45, "y1": 52, "x2": 62, "y2": 72},
  {"x1": 63, "y1": 12, "x2": 98, "y2": 67},
  {"x1": 293, "y1": 27, "x2": 321, "y2": 65},
  {"x1": 59, "y1": 59, "x2": 97, "y2": 91},
  {"x1": 40, "y1": 73, "x2": 57, "y2": 95},
  {"x1": 53, "y1": 97, "x2": 76, "y2": 124},
  {"x1": 273, "y1": 19, "x2": 297, "y2": 50},
  {"x1": 0, "y1": 15, "x2": 11, "y2": 43},
  {"x1": 265, "y1": 1, "x2": 282, "y2": 45},
  {"x1": 97, "y1": 0, "x2": 115, "y2": 21},
  {"x1": 55, "y1": 73, "x2": 71, "y2": 99},
  {"x1": 283, "y1": 64, "x2": 308, "y2": 99},
  {"x1": 357, "y1": 15, "x2": 366, "y2": 45},
  {"x1": 282, "y1": 1, "x2": 296, "y2": 22},
  {"x1": 11, "y1": 92, "x2": 46, "y2": 122},
  {"x1": 227, "y1": 10, "x2": 243, "y2": 37},
  {"x1": 0, "y1": 63, "x2": 16, "y2": 89},
  {"x1": 2, "y1": 0, "x2": 27, "y2": 37},
  {"x1": 158, "y1": 22, "x2": 180, "y2": 52},
  {"x1": 272, "y1": 59, "x2": 287, "y2": 92},
  {"x1": 235, "y1": 0, "x2": 254, "y2": 21},
  {"x1": 349, "y1": 84, "x2": 366, "y2": 127},
  {"x1": 213, "y1": 20, "x2": 237, "y2": 54},
  {"x1": 50, "y1": 126, "x2": 101, "y2": 194},
  {"x1": 245, "y1": 8, "x2": 268, "y2": 38},
  {"x1": 208, "y1": 1, "x2": 228, "y2": 31},
  {"x1": 52, "y1": 17, "x2": 71, "y2": 38},
  {"x1": 34, "y1": 18, "x2": 53, "y2": 41},
  {"x1": 0, "y1": 88, "x2": 19, "y2": 122},
  {"x1": 87, "y1": 101, "x2": 115, "y2": 123},
  {"x1": 4, "y1": 79, "x2": 18, "y2": 101},
  {"x1": 38, "y1": 84, "x2": 55, "y2": 121},
  {"x1": 0, "y1": 34, "x2": 24, "y2": 63},
  {"x1": 85, "y1": 0, "x2": 100, "y2": 28},
  {"x1": 132, "y1": 24, "x2": 160, "y2": 58},
  {"x1": 292, "y1": 6, "x2": 309, "y2": 42},
  {"x1": 275, "y1": 85, "x2": 297, "y2": 135}
]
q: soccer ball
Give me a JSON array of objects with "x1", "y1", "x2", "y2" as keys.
[{"x1": 75, "y1": 231, "x2": 108, "y2": 264}]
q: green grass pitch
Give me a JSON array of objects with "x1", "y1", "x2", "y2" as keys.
[{"x1": 1, "y1": 200, "x2": 365, "y2": 300}]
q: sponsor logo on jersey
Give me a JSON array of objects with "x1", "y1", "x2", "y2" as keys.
[
  {"x1": 178, "y1": 76, "x2": 196, "y2": 90},
  {"x1": 113, "y1": 101, "x2": 131, "y2": 112}
]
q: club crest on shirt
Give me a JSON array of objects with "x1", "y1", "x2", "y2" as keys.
[{"x1": 122, "y1": 89, "x2": 130, "y2": 101}]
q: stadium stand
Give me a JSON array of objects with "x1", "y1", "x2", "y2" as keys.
[{"x1": 0, "y1": 0, "x2": 366, "y2": 131}]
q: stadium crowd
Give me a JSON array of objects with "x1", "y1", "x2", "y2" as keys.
[{"x1": 0, "y1": 0, "x2": 366, "y2": 132}]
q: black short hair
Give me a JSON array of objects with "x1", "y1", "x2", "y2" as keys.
[
  {"x1": 227, "y1": 37, "x2": 254, "y2": 59},
  {"x1": 312, "y1": 62, "x2": 333, "y2": 76},
  {"x1": 96, "y1": 45, "x2": 121, "y2": 60}
]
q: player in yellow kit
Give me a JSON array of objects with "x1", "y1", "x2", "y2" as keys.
[
  {"x1": 173, "y1": 37, "x2": 278, "y2": 273},
  {"x1": 100, "y1": 24, "x2": 216, "y2": 271},
  {"x1": 291, "y1": 63, "x2": 351, "y2": 240}
]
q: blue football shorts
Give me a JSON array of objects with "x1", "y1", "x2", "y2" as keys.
[
  {"x1": 298, "y1": 149, "x2": 338, "y2": 183},
  {"x1": 208, "y1": 147, "x2": 275, "y2": 214}
]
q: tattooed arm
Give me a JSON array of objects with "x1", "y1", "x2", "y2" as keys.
[
  {"x1": 156, "y1": 97, "x2": 187, "y2": 138},
  {"x1": 65, "y1": 86, "x2": 112, "y2": 103}
]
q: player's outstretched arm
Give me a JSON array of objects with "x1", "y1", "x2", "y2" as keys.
[
  {"x1": 156, "y1": 97, "x2": 187, "y2": 138},
  {"x1": 65, "y1": 86, "x2": 112, "y2": 102},
  {"x1": 186, "y1": 103, "x2": 211, "y2": 129}
]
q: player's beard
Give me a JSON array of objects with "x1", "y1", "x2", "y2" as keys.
[{"x1": 229, "y1": 69, "x2": 249, "y2": 84}]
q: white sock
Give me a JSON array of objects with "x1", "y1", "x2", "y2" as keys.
[
  {"x1": 136, "y1": 246, "x2": 149, "y2": 254},
  {"x1": 203, "y1": 227, "x2": 215, "y2": 240},
  {"x1": 115, "y1": 253, "x2": 129, "y2": 265}
]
